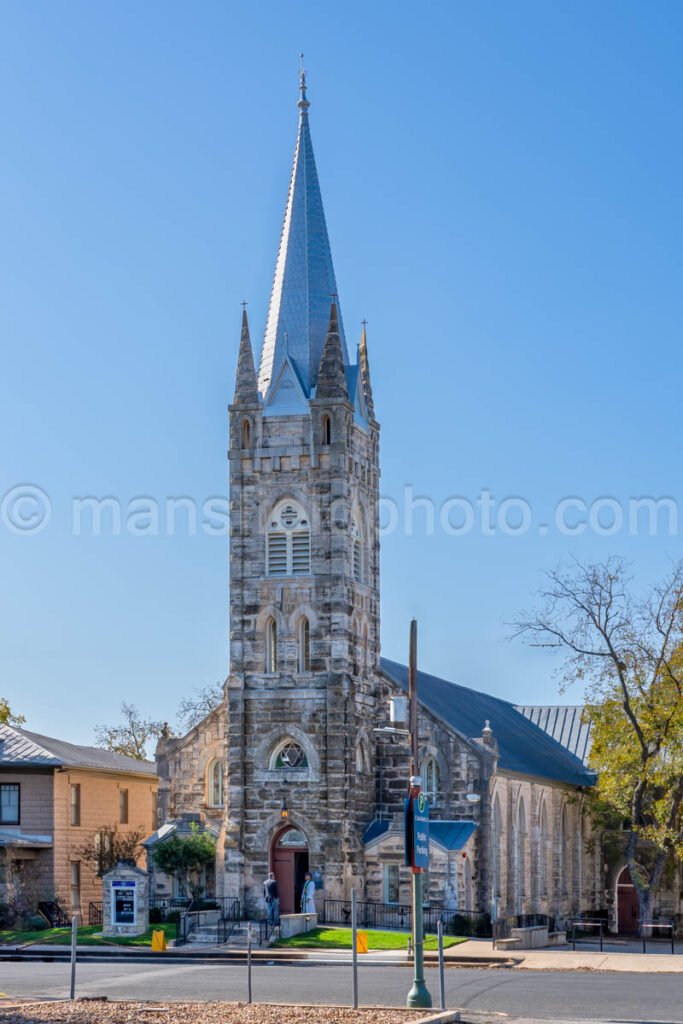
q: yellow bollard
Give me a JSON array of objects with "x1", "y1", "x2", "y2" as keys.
[
  {"x1": 356, "y1": 930, "x2": 368, "y2": 954},
  {"x1": 151, "y1": 929, "x2": 167, "y2": 952}
]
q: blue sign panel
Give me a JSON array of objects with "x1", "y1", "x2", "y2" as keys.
[
  {"x1": 413, "y1": 792, "x2": 430, "y2": 870},
  {"x1": 404, "y1": 792, "x2": 430, "y2": 870}
]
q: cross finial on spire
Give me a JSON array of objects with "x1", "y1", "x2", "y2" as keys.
[
  {"x1": 298, "y1": 53, "x2": 310, "y2": 114},
  {"x1": 241, "y1": 299, "x2": 248, "y2": 310}
]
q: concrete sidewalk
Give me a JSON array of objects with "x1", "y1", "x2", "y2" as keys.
[{"x1": 449, "y1": 937, "x2": 683, "y2": 972}]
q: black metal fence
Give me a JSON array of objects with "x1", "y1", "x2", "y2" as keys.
[
  {"x1": 38, "y1": 900, "x2": 71, "y2": 928},
  {"x1": 322, "y1": 898, "x2": 491, "y2": 937},
  {"x1": 88, "y1": 901, "x2": 103, "y2": 926}
]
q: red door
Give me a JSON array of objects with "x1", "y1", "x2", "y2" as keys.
[
  {"x1": 273, "y1": 848, "x2": 296, "y2": 914},
  {"x1": 617, "y1": 867, "x2": 639, "y2": 934},
  {"x1": 271, "y1": 830, "x2": 309, "y2": 914}
]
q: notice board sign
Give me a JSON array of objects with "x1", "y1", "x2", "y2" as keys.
[{"x1": 112, "y1": 879, "x2": 136, "y2": 925}]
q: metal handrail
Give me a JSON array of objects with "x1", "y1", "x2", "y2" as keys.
[{"x1": 641, "y1": 919, "x2": 676, "y2": 955}]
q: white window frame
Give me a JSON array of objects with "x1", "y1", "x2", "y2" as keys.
[
  {"x1": 266, "y1": 501, "x2": 311, "y2": 577},
  {"x1": 383, "y1": 863, "x2": 400, "y2": 905}
]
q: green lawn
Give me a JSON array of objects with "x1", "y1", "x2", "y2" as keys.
[
  {"x1": 272, "y1": 926, "x2": 467, "y2": 951},
  {"x1": 0, "y1": 923, "x2": 177, "y2": 947}
]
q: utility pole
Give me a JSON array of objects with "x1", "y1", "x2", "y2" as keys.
[{"x1": 406, "y1": 618, "x2": 432, "y2": 1009}]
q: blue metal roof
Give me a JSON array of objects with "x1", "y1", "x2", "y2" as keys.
[
  {"x1": 380, "y1": 658, "x2": 595, "y2": 788},
  {"x1": 430, "y1": 821, "x2": 478, "y2": 851},
  {"x1": 516, "y1": 704, "x2": 592, "y2": 765},
  {"x1": 258, "y1": 71, "x2": 348, "y2": 399},
  {"x1": 362, "y1": 819, "x2": 391, "y2": 846}
]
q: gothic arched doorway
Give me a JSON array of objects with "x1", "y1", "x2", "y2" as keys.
[
  {"x1": 616, "y1": 866, "x2": 639, "y2": 934},
  {"x1": 271, "y1": 826, "x2": 309, "y2": 914}
]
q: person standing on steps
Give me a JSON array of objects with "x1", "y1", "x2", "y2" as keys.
[
  {"x1": 263, "y1": 871, "x2": 280, "y2": 925},
  {"x1": 301, "y1": 871, "x2": 316, "y2": 914}
]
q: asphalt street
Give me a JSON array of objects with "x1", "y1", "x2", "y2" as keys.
[{"x1": 0, "y1": 961, "x2": 682, "y2": 1022}]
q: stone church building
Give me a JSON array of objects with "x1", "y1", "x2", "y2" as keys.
[{"x1": 152, "y1": 73, "x2": 680, "y2": 934}]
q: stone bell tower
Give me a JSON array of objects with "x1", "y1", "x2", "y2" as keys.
[{"x1": 224, "y1": 67, "x2": 381, "y2": 915}]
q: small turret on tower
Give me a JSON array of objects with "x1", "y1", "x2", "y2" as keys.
[
  {"x1": 316, "y1": 301, "x2": 348, "y2": 400},
  {"x1": 233, "y1": 307, "x2": 259, "y2": 406},
  {"x1": 358, "y1": 321, "x2": 375, "y2": 419}
]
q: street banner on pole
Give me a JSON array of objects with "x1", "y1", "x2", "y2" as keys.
[{"x1": 404, "y1": 792, "x2": 430, "y2": 870}]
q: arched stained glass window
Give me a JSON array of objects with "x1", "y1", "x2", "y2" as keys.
[{"x1": 273, "y1": 740, "x2": 308, "y2": 770}]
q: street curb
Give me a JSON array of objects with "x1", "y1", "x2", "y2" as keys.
[{"x1": 415, "y1": 1012, "x2": 461, "y2": 1023}]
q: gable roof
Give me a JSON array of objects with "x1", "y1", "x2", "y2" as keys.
[
  {"x1": 430, "y1": 820, "x2": 478, "y2": 852},
  {"x1": 380, "y1": 658, "x2": 595, "y2": 788},
  {"x1": 0, "y1": 724, "x2": 157, "y2": 777}
]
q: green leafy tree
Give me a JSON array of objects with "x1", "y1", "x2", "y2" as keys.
[
  {"x1": 94, "y1": 702, "x2": 163, "y2": 760},
  {"x1": 0, "y1": 698, "x2": 25, "y2": 727},
  {"x1": 513, "y1": 557, "x2": 683, "y2": 933},
  {"x1": 153, "y1": 823, "x2": 216, "y2": 898}
]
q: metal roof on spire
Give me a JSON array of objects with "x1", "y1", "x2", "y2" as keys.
[{"x1": 258, "y1": 61, "x2": 348, "y2": 399}]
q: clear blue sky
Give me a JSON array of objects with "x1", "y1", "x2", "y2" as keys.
[{"x1": 1, "y1": 1, "x2": 681, "y2": 744}]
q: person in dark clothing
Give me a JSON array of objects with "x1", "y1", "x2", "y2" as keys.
[{"x1": 263, "y1": 872, "x2": 280, "y2": 924}]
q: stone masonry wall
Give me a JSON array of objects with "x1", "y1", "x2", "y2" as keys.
[{"x1": 226, "y1": 371, "x2": 381, "y2": 914}]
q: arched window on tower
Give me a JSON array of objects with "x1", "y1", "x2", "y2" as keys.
[
  {"x1": 267, "y1": 500, "x2": 311, "y2": 576},
  {"x1": 351, "y1": 507, "x2": 364, "y2": 583},
  {"x1": 265, "y1": 617, "x2": 278, "y2": 673},
  {"x1": 322, "y1": 414, "x2": 331, "y2": 446},
  {"x1": 207, "y1": 759, "x2": 225, "y2": 807},
  {"x1": 362, "y1": 622, "x2": 369, "y2": 674},
  {"x1": 241, "y1": 419, "x2": 251, "y2": 449},
  {"x1": 422, "y1": 756, "x2": 440, "y2": 806},
  {"x1": 297, "y1": 616, "x2": 310, "y2": 673},
  {"x1": 272, "y1": 739, "x2": 308, "y2": 770}
]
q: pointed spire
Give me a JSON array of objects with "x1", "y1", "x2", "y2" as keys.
[
  {"x1": 258, "y1": 64, "x2": 348, "y2": 399},
  {"x1": 358, "y1": 320, "x2": 375, "y2": 418},
  {"x1": 234, "y1": 306, "x2": 259, "y2": 404},
  {"x1": 316, "y1": 302, "x2": 348, "y2": 400}
]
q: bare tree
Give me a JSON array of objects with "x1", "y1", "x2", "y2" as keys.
[
  {"x1": 512, "y1": 557, "x2": 683, "y2": 933},
  {"x1": 94, "y1": 702, "x2": 163, "y2": 761},
  {"x1": 176, "y1": 681, "x2": 224, "y2": 732},
  {"x1": 75, "y1": 825, "x2": 146, "y2": 877}
]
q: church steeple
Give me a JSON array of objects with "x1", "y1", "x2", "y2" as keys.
[
  {"x1": 258, "y1": 64, "x2": 348, "y2": 400},
  {"x1": 234, "y1": 307, "x2": 259, "y2": 405}
]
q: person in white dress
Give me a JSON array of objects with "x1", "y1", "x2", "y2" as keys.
[{"x1": 301, "y1": 872, "x2": 316, "y2": 914}]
